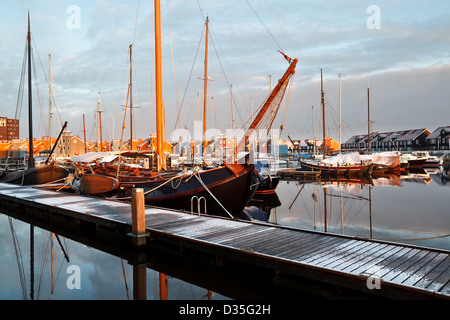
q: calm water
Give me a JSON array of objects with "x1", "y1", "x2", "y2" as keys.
[{"x1": 0, "y1": 168, "x2": 449, "y2": 300}]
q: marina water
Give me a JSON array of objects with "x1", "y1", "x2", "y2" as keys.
[{"x1": 0, "y1": 168, "x2": 449, "y2": 299}]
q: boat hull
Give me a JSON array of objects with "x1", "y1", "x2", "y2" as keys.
[
  {"x1": 115, "y1": 163, "x2": 258, "y2": 220},
  {"x1": 0, "y1": 165, "x2": 69, "y2": 185},
  {"x1": 300, "y1": 161, "x2": 373, "y2": 176},
  {"x1": 407, "y1": 158, "x2": 427, "y2": 168}
]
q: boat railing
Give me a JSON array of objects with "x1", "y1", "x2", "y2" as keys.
[{"x1": 191, "y1": 195, "x2": 207, "y2": 215}]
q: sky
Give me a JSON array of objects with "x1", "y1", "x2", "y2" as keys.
[{"x1": 0, "y1": 0, "x2": 449, "y2": 144}]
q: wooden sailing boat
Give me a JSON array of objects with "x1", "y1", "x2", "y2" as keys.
[
  {"x1": 0, "y1": 13, "x2": 69, "y2": 185},
  {"x1": 78, "y1": 6, "x2": 257, "y2": 220},
  {"x1": 300, "y1": 70, "x2": 373, "y2": 177}
]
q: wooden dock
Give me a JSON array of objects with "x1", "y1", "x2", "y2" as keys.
[
  {"x1": 0, "y1": 182, "x2": 449, "y2": 300},
  {"x1": 277, "y1": 168, "x2": 321, "y2": 180}
]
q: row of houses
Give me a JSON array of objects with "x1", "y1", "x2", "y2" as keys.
[
  {"x1": 342, "y1": 126, "x2": 450, "y2": 152},
  {"x1": 0, "y1": 130, "x2": 172, "y2": 160}
]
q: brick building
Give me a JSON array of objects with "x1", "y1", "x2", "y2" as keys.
[{"x1": 0, "y1": 117, "x2": 19, "y2": 141}]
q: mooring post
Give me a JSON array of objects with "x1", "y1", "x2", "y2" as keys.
[{"x1": 131, "y1": 188, "x2": 147, "y2": 247}]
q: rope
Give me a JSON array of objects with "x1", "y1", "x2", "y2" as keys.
[
  {"x1": 375, "y1": 234, "x2": 450, "y2": 242},
  {"x1": 111, "y1": 166, "x2": 234, "y2": 219},
  {"x1": 193, "y1": 171, "x2": 234, "y2": 219},
  {"x1": 112, "y1": 168, "x2": 197, "y2": 200}
]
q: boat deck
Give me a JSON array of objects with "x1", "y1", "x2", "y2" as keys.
[{"x1": 0, "y1": 182, "x2": 449, "y2": 299}]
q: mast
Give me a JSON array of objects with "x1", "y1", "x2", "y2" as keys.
[
  {"x1": 83, "y1": 114, "x2": 87, "y2": 153},
  {"x1": 202, "y1": 17, "x2": 209, "y2": 166},
  {"x1": 312, "y1": 106, "x2": 316, "y2": 155},
  {"x1": 129, "y1": 44, "x2": 133, "y2": 150},
  {"x1": 49, "y1": 53, "x2": 53, "y2": 152},
  {"x1": 27, "y1": 12, "x2": 34, "y2": 169},
  {"x1": 321, "y1": 68, "x2": 326, "y2": 160},
  {"x1": 339, "y1": 73, "x2": 342, "y2": 154},
  {"x1": 155, "y1": 0, "x2": 166, "y2": 171},
  {"x1": 237, "y1": 52, "x2": 297, "y2": 152},
  {"x1": 231, "y1": 84, "x2": 236, "y2": 161},
  {"x1": 367, "y1": 87, "x2": 371, "y2": 154},
  {"x1": 97, "y1": 92, "x2": 103, "y2": 152}
]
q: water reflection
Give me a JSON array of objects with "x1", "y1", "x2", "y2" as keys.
[
  {"x1": 0, "y1": 214, "x2": 228, "y2": 300},
  {"x1": 271, "y1": 169, "x2": 450, "y2": 251},
  {"x1": 1, "y1": 168, "x2": 449, "y2": 300}
]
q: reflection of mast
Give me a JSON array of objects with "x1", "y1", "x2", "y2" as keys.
[
  {"x1": 367, "y1": 87, "x2": 371, "y2": 154},
  {"x1": 313, "y1": 185, "x2": 317, "y2": 229},
  {"x1": 51, "y1": 233, "x2": 55, "y2": 294},
  {"x1": 159, "y1": 273, "x2": 168, "y2": 300},
  {"x1": 369, "y1": 185, "x2": 372, "y2": 238},
  {"x1": 323, "y1": 186, "x2": 327, "y2": 232},
  {"x1": 340, "y1": 190, "x2": 344, "y2": 234},
  {"x1": 30, "y1": 225, "x2": 34, "y2": 300}
]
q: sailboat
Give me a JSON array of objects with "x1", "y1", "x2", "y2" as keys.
[
  {"x1": 300, "y1": 69, "x2": 373, "y2": 177},
  {"x1": 0, "y1": 13, "x2": 69, "y2": 186},
  {"x1": 76, "y1": 7, "x2": 258, "y2": 220}
]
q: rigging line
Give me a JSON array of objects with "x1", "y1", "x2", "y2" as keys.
[
  {"x1": 207, "y1": 24, "x2": 245, "y2": 128},
  {"x1": 376, "y1": 234, "x2": 450, "y2": 242},
  {"x1": 120, "y1": 259, "x2": 130, "y2": 300},
  {"x1": 32, "y1": 51, "x2": 48, "y2": 138},
  {"x1": 8, "y1": 217, "x2": 27, "y2": 300},
  {"x1": 89, "y1": 247, "x2": 105, "y2": 299},
  {"x1": 31, "y1": 37, "x2": 63, "y2": 133},
  {"x1": 166, "y1": 0, "x2": 181, "y2": 128},
  {"x1": 244, "y1": 0, "x2": 284, "y2": 52},
  {"x1": 280, "y1": 78, "x2": 294, "y2": 129},
  {"x1": 99, "y1": 0, "x2": 122, "y2": 92},
  {"x1": 174, "y1": 25, "x2": 205, "y2": 131},
  {"x1": 49, "y1": 59, "x2": 63, "y2": 133},
  {"x1": 206, "y1": 20, "x2": 248, "y2": 127},
  {"x1": 36, "y1": 232, "x2": 53, "y2": 299},
  {"x1": 132, "y1": 0, "x2": 140, "y2": 47},
  {"x1": 8, "y1": 44, "x2": 28, "y2": 160}
]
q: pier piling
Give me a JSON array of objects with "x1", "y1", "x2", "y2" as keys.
[{"x1": 130, "y1": 188, "x2": 147, "y2": 247}]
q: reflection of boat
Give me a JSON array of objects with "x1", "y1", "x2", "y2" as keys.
[{"x1": 245, "y1": 190, "x2": 281, "y2": 221}]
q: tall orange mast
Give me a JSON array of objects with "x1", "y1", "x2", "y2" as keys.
[{"x1": 154, "y1": 0, "x2": 166, "y2": 171}]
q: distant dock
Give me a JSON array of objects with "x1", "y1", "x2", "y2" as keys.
[
  {"x1": 0, "y1": 182, "x2": 449, "y2": 300},
  {"x1": 276, "y1": 168, "x2": 321, "y2": 181}
]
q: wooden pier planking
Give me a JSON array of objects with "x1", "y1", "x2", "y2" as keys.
[{"x1": 0, "y1": 182, "x2": 449, "y2": 300}]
